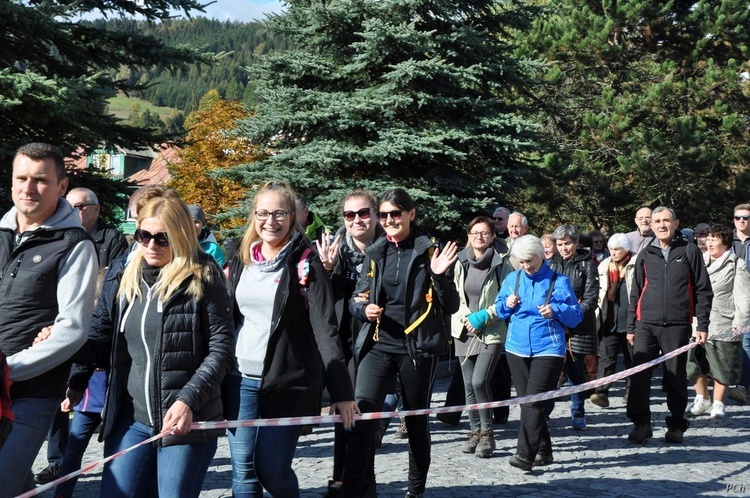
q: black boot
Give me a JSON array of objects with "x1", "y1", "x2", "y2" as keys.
[
  {"x1": 665, "y1": 416, "x2": 689, "y2": 444},
  {"x1": 627, "y1": 422, "x2": 653, "y2": 444}
]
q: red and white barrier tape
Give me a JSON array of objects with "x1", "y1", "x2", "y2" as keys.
[
  {"x1": 17, "y1": 327, "x2": 747, "y2": 498},
  {"x1": 16, "y1": 432, "x2": 168, "y2": 498}
]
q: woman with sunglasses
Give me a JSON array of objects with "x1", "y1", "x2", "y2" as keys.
[
  {"x1": 316, "y1": 189, "x2": 384, "y2": 496},
  {"x1": 450, "y1": 216, "x2": 512, "y2": 458},
  {"x1": 224, "y1": 180, "x2": 356, "y2": 498},
  {"x1": 343, "y1": 188, "x2": 459, "y2": 498},
  {"x1": 73, "y1": 191, "x2": 235, "y2": 498}
]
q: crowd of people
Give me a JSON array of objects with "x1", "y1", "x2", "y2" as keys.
[{"x1": 0, "y1": 141, "x2": 748, "y2": 498}]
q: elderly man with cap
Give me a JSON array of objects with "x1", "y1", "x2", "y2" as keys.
[{"x1": 188, "y1": 204, "x2": 226, "y2": 266}]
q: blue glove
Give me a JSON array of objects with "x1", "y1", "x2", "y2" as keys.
[{"x1": 467, "y1": 309, "x2": 489, "y2": 331}]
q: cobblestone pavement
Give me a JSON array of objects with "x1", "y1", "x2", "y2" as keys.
[{"x1": 31, "y1": 367, "x2": 750, "y2": 498}]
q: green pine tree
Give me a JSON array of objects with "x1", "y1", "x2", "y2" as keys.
[
  {"x1": 222, "y1": 0, "x2": 543, "y2": 239},
  {"x1": 517, "y1": 0, "x2": 750, "y2": 233},
  {"x1": 0, "y1": 0, "x2": 216, "y2": 213}
]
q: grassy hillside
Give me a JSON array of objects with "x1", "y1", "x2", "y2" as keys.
[
  {"x1": 92, "y1": 18, "x2": 291, "y2": 115},
  {"x1": 107, "y1": 92, "x2": 181, "y2": 121}
]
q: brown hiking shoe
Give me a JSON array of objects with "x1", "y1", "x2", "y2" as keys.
[
  {"x1": 589, "y1": 392, "x2": 610, "y2": 408},
  {"x1": 461, "y1": 431, "x2": 481, "y2": 454},
  {"x1": 475, "y1": 430, "x2": 496, "y2": 458},
  {"x1": 627, "y1": 423, "x2": 653, "y2": 444}
]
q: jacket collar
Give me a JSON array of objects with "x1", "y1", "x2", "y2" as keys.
[{"x1": 367, "y1": 227, "x2": 434, "y2": 260}]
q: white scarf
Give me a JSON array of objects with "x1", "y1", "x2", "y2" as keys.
[{"x1": 704, "y1": 249, "x2": 731, "y2": 276}]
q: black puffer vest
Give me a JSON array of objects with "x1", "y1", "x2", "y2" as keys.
[{"x1": 0, "y1": 227, "x2": 90, "y2": 398}]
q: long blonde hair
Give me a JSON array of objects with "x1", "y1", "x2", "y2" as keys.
[
  {"x1": 239, "y1": 180, "x2": 299, "y2": 266},
  {"x1": 119, "y1": 192, "x2": 207, "y2": 302}
]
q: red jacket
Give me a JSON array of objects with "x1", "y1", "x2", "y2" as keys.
[{"x1": 0, "y1": 351, "x2": 13, "y2": 450}]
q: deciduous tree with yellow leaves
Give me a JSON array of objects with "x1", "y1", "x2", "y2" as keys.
[{"x1": 169, "y1": 90, "x2": 259, "y2": 237}]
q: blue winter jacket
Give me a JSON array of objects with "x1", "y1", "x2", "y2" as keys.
[{"x1": 495, "y1": 264, "x2": 583, "y2": 357}]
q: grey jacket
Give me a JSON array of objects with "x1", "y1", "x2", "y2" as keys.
[
  {"x1": 704, "y1": 252, "x2": 750, "y2": 341},
  {"x1": 450, "y1": 245, "x2": 512, "y2": 345}
]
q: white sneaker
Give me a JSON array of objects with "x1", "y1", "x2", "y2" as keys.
[
  {"x1": 710, "y1": 401, "x2": 726, "y2": 419},
  {"x1": 689, "y1": 395, "x2": 711, "y2": 416}
]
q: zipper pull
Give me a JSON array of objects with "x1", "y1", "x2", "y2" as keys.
[{"x1": 11, "y1": 255, "x2": 24, "y2": 277}]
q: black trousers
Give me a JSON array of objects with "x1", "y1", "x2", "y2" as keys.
[
  {"x1": 626, "y1": 322, "x2": 690, "y2": 429},
  {"x1": 441, "y1": 364, "x2": 465, "y2": 419},
  {"x1": 332, "y1": 357, "x2": 356, "y2": 483},
  {"x1": 491, "y1": 353, "x2": 512, "y2": 420},
  {"x1": 46, "y1": 408, "x2": 70, "y2": 466},
  {"x1": 506, "y1": 353, "x2": 563, "y2": 460},
  {"x1": 595, "y1": 330, "x2": 634, "y2": 394},
  {"x1": 342, "y1": 349, "x2": 438, "y2": 497}
]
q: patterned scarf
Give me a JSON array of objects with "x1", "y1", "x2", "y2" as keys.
[{"x1": 607, "y1": 253, "x2": 631, "y2": 302}]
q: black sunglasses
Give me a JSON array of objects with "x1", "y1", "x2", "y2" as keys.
[
  {"x1": 735, "y1": 215, "x2": 750, "y2": 221},
  {"x1": 343, "y1": 208, "x2": 372, "y2": 222},
  {"x1": 73, "y1": 203, "x2": 97, "y2": 211},
  {"x1": 134, "y1": 229, "x2": 170, "y2": 247},
  {"x1": 377, "y1": 209, "x2": 403, "y2": 222}
]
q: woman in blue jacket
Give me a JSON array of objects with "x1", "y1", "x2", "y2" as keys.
[{"x1": 495, "y1": 235, "x2": 583, "y2": 472}]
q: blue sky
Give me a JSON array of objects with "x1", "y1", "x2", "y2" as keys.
[{"x1": 197, "y1": 0, "x2": 284, "y2": 23}]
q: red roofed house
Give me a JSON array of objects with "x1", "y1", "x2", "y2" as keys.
[{"x1": 70, "y1": 144, "x2": 180, "y2": 234}]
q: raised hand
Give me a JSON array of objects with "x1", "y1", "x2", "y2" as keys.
[
  {"x1": 315, "y1": 232, "x2": 341, "y2": 271},
  {"x1": 430, "y1": 241, "x2": 459, "y2": 275}
]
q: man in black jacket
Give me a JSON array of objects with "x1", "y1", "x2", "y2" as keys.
[
  {"x1": 625, "y1": 206, "x2": 712, "y2": 444},
  {"x1": 66, "y1": 187, "x2": 128, "y2": 269},
  {"x1": 731, "y1": 203, "x2": 750, "y2": 403}
]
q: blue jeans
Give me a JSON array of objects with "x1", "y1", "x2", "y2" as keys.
[
  {"x1": 100, "y1": 417, "x2": 217, "y2": 498},
  {"x1": 741, "y1": 332, "x2": 750, "y2": 389},
  {"x1": 0, "y1": 397, "x2": 60, "y2": 498},
  {"x1": 566, "y1": 351, "x2": 587, "y2": 418},
  {"x1": 224, "y1": 374, "x2": 303, "y2": 498},
  {"x1": 55, "y1": 410, "x2": 102, "y2": 498}
]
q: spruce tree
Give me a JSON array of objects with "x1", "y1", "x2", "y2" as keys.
[
  {"x1": 225, "y1": 0, "x2": 542, "y2": 238},
  {"x1": 0, "y1": 0, "x2": 213, "y2": 213},
  {"x1": 518, "y1": 0, "x2": 750, "y2": 232}
]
